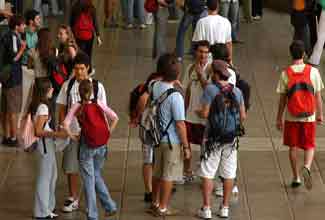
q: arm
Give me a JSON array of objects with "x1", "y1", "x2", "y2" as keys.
[
  {"x1": 35, "y1": 115, "x2": 67, "y2": 138},
  {"x1": 14, "y1": 40, "x2": 27, "y2": 62},
  {"x1": 276, "y1": 94, "x2": 287, "y2": 130},
  {"x1": 239, "y1": 103, "x2": 247, "y2": 122},
  {"x1": 58, "y1": 104, "x2": 67, "y2": 124},
  {"x1": 97, "y1": 101, "x2": 119, "y2": 132},
  {"x1": 196, "y1": 103, "x2": 210, "y2": 119},
  {"x1": 315, "y1": 91, "x2": 323, "y2": 122},
  {"x1": 175, "y1": 120, "x2": 191, "y2": 159},
  {"x1": 226, "y1": 42, "x2": 233, "y2": 65}
]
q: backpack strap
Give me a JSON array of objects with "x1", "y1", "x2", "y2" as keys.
[
  {"x1": 66, "y1": 77, "x2": 76, "y2": 112},
  {"x1": 92, "y1": 79, "x2": 99, "y2": 102}
]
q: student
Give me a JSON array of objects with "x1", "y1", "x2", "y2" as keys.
[
  {"x1": 56, "y1": 53, "x2": 108, "y2": 213},
  {"x1": 182, "y1": 40, "x2": 210, "y2": 183},
  {"x1": 63, "y1": 79, "x2": 118, "y2": 220},
  {"x1": 192, "y1": 0, "x2": 232, "y2": 63},
  {"x1": 276, "y1": 40, "x2": 324, "y2": 190},
  {"x1": 1, "y1": 15, "x2": 26, "y2": 147},
  {"x1": 148, "y1": 53, "x2": 190, "y2": 216},
  {"x1": 104, "y1": 0, "x2": 119, "y2": 28},
  {"x1": 22, "y1": 9, "x2": 41, "y2": 66},
  {"x1": 57, "y1": 24, "x2": 77, "y2": 56},
  {"x1": 31, "y1": 78, "x2": 67, "y2": 219},
  {"x1": 70, "y1": 0, "x2": 102, "y2": 60},
  {"x1": 196, "y1": 60, "x2": 246, "y2": 219}
]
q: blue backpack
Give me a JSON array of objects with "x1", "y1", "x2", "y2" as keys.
[{"x1": 202, "y1": 83, "x2": 243, "y2": 160}]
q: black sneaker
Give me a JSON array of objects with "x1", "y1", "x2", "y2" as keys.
[
  {"x1": 291, "y1": 180, "x2": 302, "y2": 188},
  {"x1": 144, "y1": 192, "x2": 152, "y2": 203},
  {"x1": 7, "y1": 138, "x2": 18, "y2": 147},
  {"x1": 1, "y1": 138, "x2": 10, "y2": 146}
]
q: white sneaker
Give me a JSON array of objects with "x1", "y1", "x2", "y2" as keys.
[
  {"x1": 126, "y1": 24, "x2": 134, "y2": 29},
  {"x1": 232, "y1": 185, "x2": 239, "y2": 195},
  {"x1": 139, "y1": 24, "x2": 147, "y2": 29},
  {"x1": 219, "y1": 206, "x2": 229, "y2": 218},
  {"x1": 50, "y1": 212, "x2": 59, "y2": 218},
  {"x1": 62, "y1": 198, "x2": 79, "y2": 212},
  {"x1": 197, "y1": 207, "x2": 212, "y2": 219}
]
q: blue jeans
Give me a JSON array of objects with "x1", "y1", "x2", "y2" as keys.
[
  {"x1": 219, "y1": 1, "x2": 240, "y2": 41},
  {"x1": 175, "y1": 10, "x2": 207, "y2": 59},
  {"x1": 153, "y1": 7, "x2": 169, "y2": 59},
  {"x1": 127, "y1": 0, "x2": 145, "y2": 24},
  {"x1": 79, "y1": 141, "x2": 117, "y2": 220}
]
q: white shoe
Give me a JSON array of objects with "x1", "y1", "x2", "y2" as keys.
[
  {"x1": 252, "y1": 15, "x2": 262, "y2": 21},
  {"x1": 232, "y1": 185, "x2": 239, "y2": 195},
  {"x1": 197, "y1": 207, "x2": 212, "y2": 219},
  {"x1": 62, "y1": 198, "x2": 79, "y2": 212},
  {"x1": 139, "y1": 24, "x2": 147, "y2": 29},
  {"x1": 219, "y1": 206, "x2": 229, "y2": 218},
  {"x1": 50, "y1": 212, "x2": 59, "y2": 218},
  {"x1": 126, "y1": 24, "x2": 134, "y2": 29}
]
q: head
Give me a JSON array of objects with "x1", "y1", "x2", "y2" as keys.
[
  {"x1": 57, "y1": 25, "x2": 75, "y2": 44},
  {"x1": 290, "y1": 40, "x2": 305, "y2": 60},
  {"x1": 37, "y1": 28, "x2": 54, "y2": 67},
  {"x1": 157, "y1": 53, "x2": 180, "y2": 82},
  {"x1": 210, "y1": 43, "x2": 230, "y2": 63},
  {"x1": 194, "y1": 40, "x2": 210, "y2": 63},
  {"x1": 29, "y1": 77, "x2": 53, "y2": 115},
  {"x1": 73, "y1": 53, "x2": 91, "y2": 81},
  {"x1": 207, "y1": 0, "x2": 219, "y2": 11},
  {"x1": 211, "y1": 60, "x2": 230, "y2": 83},
  {"x1": 9, "y1": 15, "x2": 25, "y2": 33},
  {"x1": 24, "y1": 9, "x2": 41, "y2": 28},
  {"x1": 79, "y1": 79, "x2": 93, "y2": 102}
]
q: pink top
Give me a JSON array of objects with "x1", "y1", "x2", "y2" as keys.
[{"x1": 63, "y1": 101, "x2": 118, "y2": 128}]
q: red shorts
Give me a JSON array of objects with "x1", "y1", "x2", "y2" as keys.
[
  {"x1": 186, "y1": 122, "x2": 205, "y2": 145},
  {"x1": 283, "y1": 121, "x2": 316, "y2": 150}
]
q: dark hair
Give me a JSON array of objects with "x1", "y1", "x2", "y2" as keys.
[
  {"x1": 24, "y1": 9, "x2": 40, "y2": 25},
  {"x1": 74, "y1": 53, "x2": 91, "y2": 68},
  {"x1": 8, "y1": 15, "x2": 25, "y2": 30},
  {"x1": 194, "y1": 40, "x2": 210, "y2": 51},
  {"x1": 207, "y1": 0, "x2": 219, "y2": 11},
  {"x1": 290, "y1": 40, "x2": 305, "y2": 60},
  {"x1": 157, "y1": 53, "x2": 179, "y2": 82},
  {"x1": 210, "y1": 43, "x2": 230, "y2": 63},
  {"x1": 79, "y1": 79, "x2": 93, "y2": 102},
  {"x1": 28, "y1": 77, "x2": 52, "y2": 116},
  {"x1": 72, "y1": 0, "x2": 95, "y2": 17},
  {"x1": 37, "y1": 28, "x2": 55, "y2": 68}
]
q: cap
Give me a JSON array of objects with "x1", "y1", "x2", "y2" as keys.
[{"x1": 211, "y1": 60, "x2": 230, "y2": 79}]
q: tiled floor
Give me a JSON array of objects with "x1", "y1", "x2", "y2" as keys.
[{"x1": 1, "y1": 1, "x2": 325, "y2": 219}]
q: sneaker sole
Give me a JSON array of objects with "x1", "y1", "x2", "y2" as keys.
[{"x1": 302, "y1": 168, "x2": 312, "y2": 190}]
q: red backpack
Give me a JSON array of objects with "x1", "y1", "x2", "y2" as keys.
[
  {"x1": 286, "y1": 64, "x2": 315, "y2": 118},
  {"x1": 73, "y1": 12, "x2": 94, "y2": 41},
  {"x1": 79, "y1": 101, "x2": 110, "y2": 148},
  {"x1": 144, "y1": 0, "x2": 158, "y2": 13}
]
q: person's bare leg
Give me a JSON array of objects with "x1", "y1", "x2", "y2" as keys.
[
  {"x1": 184, "y1": 145, "x2": 192, "y2": 176},
  {"x1": 152, "y1": 176, "x2": 161, "y2": 205},
  {"x1": 304, "y1": 149, "x2": 315, "y2": 170},
  {"x1": 68, "y1": 174, "x2": 79, "y2": 199},
  {"x1": 9, "y1": 113, "x2": 17, "y2": 138},
  {"x1": 289, "y1": 147, "x2": 299, "y2": 179},
  {"x1": 3, "y1": 113, "x2": 10, "y2": 138},
  {"x1": 159, "y1": 179, "x2": 173, "y2": 209},
  {"x1": 202, "y1": 177, "x2": 214, "y2": 208},
  {"x1": 143, "y1": 164, "x2": 152, "y2": 193},
  {"x1": 222, "y1": 178, "x2": 234, "y2": 207}
]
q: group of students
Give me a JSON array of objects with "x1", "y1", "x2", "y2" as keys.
[{"x1": 0, "y1": 2, "x2": 121, "y2": 220}]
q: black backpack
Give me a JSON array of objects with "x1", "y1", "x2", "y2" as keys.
[{"x1": 202, "y1": 83, "x2": 243, "y2": 160}]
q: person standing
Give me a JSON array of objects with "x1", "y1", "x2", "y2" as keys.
[
  {"x1": 276, "y1": 40, "x2": 324, "y2": 190},
  {"x1": 70, "y1": 0, "x2": 102, "y2": 60}
]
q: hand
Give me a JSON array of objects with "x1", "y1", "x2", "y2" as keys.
[
  {"x1": 70, "y1": 134, "x2": 80, "y2": 142},
  {"x1": 97, "y1": 37, "x2": 103, "y2": 46},
  {"x1": 2, "y1": 10, "x2": 13, "y2": 18},
  {"x1": 20, "y1": 40, "x2": 27, "y2": 51},
  {"x1": 56, "y1": 130, "x2": 68, "y2": 139},
  {"x1": 317, "y1": 114, "x2": 324, "y2": 125},
  {"x1": 276, "y1": 118, "x2": 283, "y2": 131},
  {"x1": 157, "y1": 0, "x2": 168, "y2": 7},
  {"x1": 195, "y1": 62, "x2": 204, "y2": 78},
  {"x1": 183, "y1": 148, "x2": 191, "y2": 160}
]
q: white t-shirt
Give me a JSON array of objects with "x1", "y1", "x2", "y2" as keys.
[
  {"x1": 192, "y1": 15, "x2": 232, "y2": 45},
  {"x1": 182, "y1": 62, "x2": 210, "y2": 125},
  {"x1": 56, "y1": 78, "x2": 107, "y2": 133},
  {"x1": 34, "y1": 104, "x2": 52, "y2": 152}
]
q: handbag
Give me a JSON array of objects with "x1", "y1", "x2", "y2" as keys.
[{"x1": 145, "y1": 0, "x2": 158, "y2": 13}]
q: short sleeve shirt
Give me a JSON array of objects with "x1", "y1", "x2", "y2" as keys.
[
  {"x1": 56, "y1": 78, "x2": 107, "y2": 133},
  {"x1": 201, "y1": 83, "x2": 244, "y2": 107},
  {"x1": 151, "y1": 81, "x2": 185, "y2": 144},
  {"x1": 276, "y1": 64, "x2": 324, "y2": 122}
]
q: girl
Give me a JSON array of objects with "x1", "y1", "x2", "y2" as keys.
[
  {"x1": 57, "y1": 24, "x2": 77, "y2": 56},
  {"x1": 63, "y1": 79, "x2": 118, "y2": 220},
  {"x1": 31, "y1": 77, "x2": 67, "y2": 219},
  {"x1": 70, "y1": 0, "x2": 102, "y2": 60}
]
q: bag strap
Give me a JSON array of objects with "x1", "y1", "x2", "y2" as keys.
[{"x1": 92, "y1": 79, "x2": 99, "y2": 102}]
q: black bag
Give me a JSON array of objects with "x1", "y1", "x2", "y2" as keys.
[{"x1": 0, "y1": 37, "x2": 11, "y2": 84}]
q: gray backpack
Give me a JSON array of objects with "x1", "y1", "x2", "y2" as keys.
[{"x1": 139, "y1": 84, "x2": 178, "y2": 147}]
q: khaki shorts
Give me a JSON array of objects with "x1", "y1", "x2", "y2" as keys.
[
  {"x1": 1, "y1": 85, "x2": 22, "y2": 113},
  {"x1": 153, "y1": 143, "x2": 183, "y2": 181},
  {"x1": 62, "y1": 140, "x2": 79, "y2": 174}
]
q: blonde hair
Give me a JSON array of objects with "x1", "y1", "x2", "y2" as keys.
[{"x1": 79, "y1": 80, "x2": 93, "y2": 102}]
